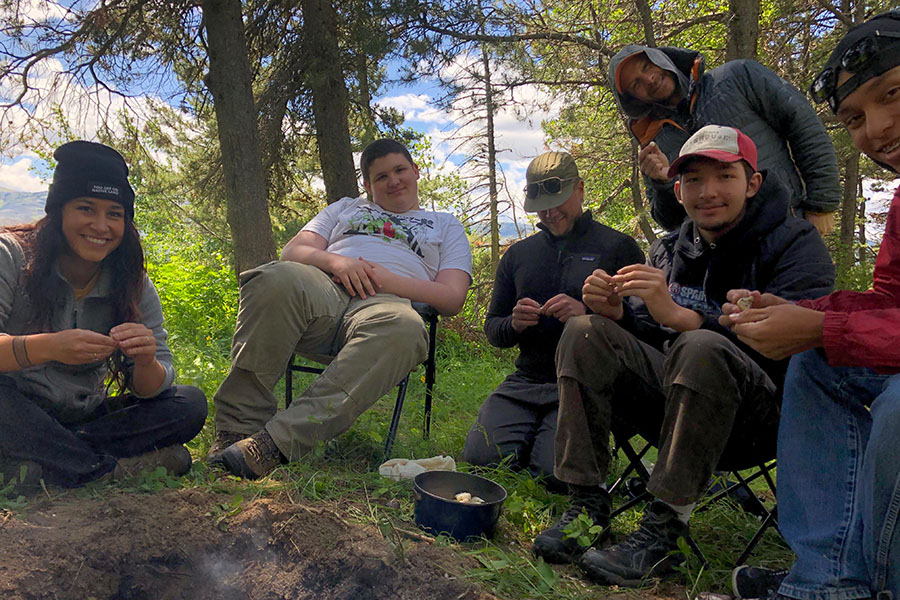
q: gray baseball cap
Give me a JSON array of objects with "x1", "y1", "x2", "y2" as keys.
[{"x1": 524, "y1": 151, "x2": 581, "y2": 212}]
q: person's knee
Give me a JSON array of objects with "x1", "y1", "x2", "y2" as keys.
[
  {"x1": 175, "y1": 385, "x2": 209, "y2": 435},
  {"x1": 463, "y1": 419, "x2": 524, "y2": 468},
  {"x1": 556, "y1": 314, "x2": 622, "y2": 372},
  {"x1": 872, "y1": 381, "x2": 900, "y2": 430},
  {"x1": 462, "y1": 424, "x2": 499, "y2": 466},
  {"x1": 666, "y1": 329, "x2": 735, "y2": 376},
  {"x1": 375, "y1": 305, "x2": 429, "y2": 361}
]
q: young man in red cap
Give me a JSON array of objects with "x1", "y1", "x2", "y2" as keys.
[
  {"x1": 532, "y1": 125, "x2": 834, "y2": 586},
  {"x1": 723, "y1": 10, "x2": 900, "y2": 600}
]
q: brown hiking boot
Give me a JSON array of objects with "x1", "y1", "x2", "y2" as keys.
[
  {"x1": 206, "y1": 430, "x2": 245, "y2": 462},
  {"x1": 113, "y1": 444, "x2": 192, "y2": 479},
  {"x1": 218, "y1": 430, "x2": 284, "y2": 479}
]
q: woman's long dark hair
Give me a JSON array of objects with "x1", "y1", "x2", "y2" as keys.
[{"x1": 4, "y1": 207, "x2": 146, "y2": 392}]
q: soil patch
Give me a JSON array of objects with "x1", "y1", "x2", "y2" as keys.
[{"x1": 0, "y1": 489, "x2": 495, "y2": 600}]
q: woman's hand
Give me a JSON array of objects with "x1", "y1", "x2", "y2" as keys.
[
  {"x1": 51, "y1": 329, "x2": 118, "y2": 365},
  {"x1": 110, "y1": 323, "x2": 157, "y2": 366}
]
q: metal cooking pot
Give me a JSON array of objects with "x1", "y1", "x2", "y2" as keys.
[{"x1": 413, "y1": 470, "x2": 507, "y2": 541}]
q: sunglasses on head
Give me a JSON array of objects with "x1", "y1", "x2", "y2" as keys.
[
  {"x1": 524, "y1": 177, "x2": 579, "y2": 199},
  {"x1": 811, "y1": 12, "x2": 900, "y2": 111}
]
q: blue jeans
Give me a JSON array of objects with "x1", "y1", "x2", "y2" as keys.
[{"x1": 778, "y1": 349, "x2": 900, "y2": 600}]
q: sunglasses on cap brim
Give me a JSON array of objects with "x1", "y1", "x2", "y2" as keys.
[
  {"x1": 524, "y1": 177, "x2": 579, "y2": 200},
  {"x1": 810, "y1": 13, "x2": 900, "y2": 111}
]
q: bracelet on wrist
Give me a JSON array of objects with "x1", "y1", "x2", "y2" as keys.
[{"x1": 12, "y1": 336, "x2": 32, "y2": 368}]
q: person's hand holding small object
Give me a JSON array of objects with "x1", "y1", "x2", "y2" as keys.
[
  {"x1": 511, "y1": 298, "x2": 542, "y2": 332},
  {"x1": 541, "y1": 293, "x2": 586, "y2": 324}
]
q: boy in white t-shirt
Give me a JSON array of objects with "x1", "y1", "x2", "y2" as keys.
[{"x1": 209, "y1": 139, "x2": 473, "y2": 478}]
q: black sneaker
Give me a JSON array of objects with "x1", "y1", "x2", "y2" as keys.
[
  {"x1": 532, "y1": 487, "x2": 611, "y2": 564},
  {"x1": 578, "y1": 499, "x2": 689, "y2": 586},
  {"x1": 732, "y1": 566, "x2": 790, "y2": 600},
  {"x1": 218, "y1": 430, "x2": 285, "y2": 479}
]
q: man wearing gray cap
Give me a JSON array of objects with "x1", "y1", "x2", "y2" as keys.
[{"x1": 463, "y1": 151, "x2": 643, "y2": 489}]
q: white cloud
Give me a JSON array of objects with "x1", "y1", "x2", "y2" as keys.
[
  {"x1": 377, "y1": 52, "x2": 567, "y2": 221},
  {"x1": 1, "y1": 1, "x2": 71, "y2": 24},
  {"x1": 0, "y1": 156, "x2": 47, "y2": 192}
]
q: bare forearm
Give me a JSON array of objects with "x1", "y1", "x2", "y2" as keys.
[
  {"x1": 130, "y1": 359, "x2": 168, "y2": 397},
  {"x1": 0, "y1": 333, "x2": 59, "y2": 372},
  {"x1": 379, "y1": 271, "x2": 467, "y2": 315},
  {"x1": 280, "y1": 244, "x2": 335, "y2": 271}
]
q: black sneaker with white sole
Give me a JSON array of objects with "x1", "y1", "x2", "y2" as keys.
[{"x1": 732, "y1": 566, "x2": 790, "y2": 600}]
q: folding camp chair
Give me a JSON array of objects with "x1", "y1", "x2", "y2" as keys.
[
  {"x1": 284, "y1": 302, "x2": 439, "y2": 456},
  {"x1": 609, "y1": 431, "x2": 780, "y2": 567}
]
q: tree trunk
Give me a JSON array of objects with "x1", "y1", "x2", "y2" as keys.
[
  {"x1": 633, "y1": 0, "x2": 656, "y2": 47},
  {"x1": 631, "y1": 142, "x2": 657, "y2": 243},
  {"x1": 302, "y1": 0, "x2": 359, "y2": 203},
  {"x1": 857, "y1": 196, "x2": 867, "y2": 265},
  {"x1": 839, "y1": 149, "x2": 860, "y2": 249},
  {"x1": 482, "y1": 45, "x2": 500, "y2": 273},
  {"x1": 202, "y1": 0, "x2": 277, "y2": 275},
  {"x1": 357, "y1": 51, "x2": 377, "y2": 148},
  {"x1": 836, "y1": 149, "x2": 860, "y2": 274},
  {"x1": 725, "y1": 0, "x2": 759, "y2": 61}
]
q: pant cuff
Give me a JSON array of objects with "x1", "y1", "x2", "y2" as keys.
[{"x1": 779, "y1": 581, "x2": 873, "y2": 600}]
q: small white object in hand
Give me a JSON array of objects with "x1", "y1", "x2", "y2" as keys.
[{"x1": 736, "y1": 296, "x2": 753, "y2": 311}]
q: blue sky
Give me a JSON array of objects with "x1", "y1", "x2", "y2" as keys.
[
  {"x1": 0, "y1": 3, "x2": 560, "y2": 224},
  {"x1": 1, "y1": 1, "x2": 895, "y2": 238}
]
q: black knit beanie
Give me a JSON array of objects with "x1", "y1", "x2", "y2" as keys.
[{"x1": 45, "y1": 141, "x2": 135, "y2": 218}]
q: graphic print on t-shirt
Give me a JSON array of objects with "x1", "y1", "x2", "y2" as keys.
[
  {"x1": 668, "y1": 281, "x2": 720, "y2": 315},
  {"x1": 345, "y1": 205, "x2": 435, "y2": 258}
]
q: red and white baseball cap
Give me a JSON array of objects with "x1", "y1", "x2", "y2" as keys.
[{"x1": 667, "y1": 125, "x2": 758, "y2": 178}]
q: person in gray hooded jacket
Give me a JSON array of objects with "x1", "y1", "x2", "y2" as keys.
[
  {"x1": 0, "y1": 141, "x2": 207, "y2": 489},
  {"x1": 608, "y1": 44, "x2": 840, "y2": 234}
]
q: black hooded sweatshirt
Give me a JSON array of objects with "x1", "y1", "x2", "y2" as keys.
[
  {"x1": 618, "y1": 172, "x2": 835, "y2": 389},
  {"x1": 484, "y1": 211, "x2": 644, "y2": 382}
]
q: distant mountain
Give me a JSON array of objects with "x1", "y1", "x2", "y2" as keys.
[{"x1": 0, "y1": 190, "x2": 47, "y2": 225}]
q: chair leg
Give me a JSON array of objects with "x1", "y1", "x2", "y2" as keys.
[
  {"x1": 736, "y1": 506, "x2": 779, "y2": 566},
  {"x1": 285, "y1": 357, "x2": 294, "y2": 409},
  {"x1": 423, "y1": 317, "x2": 437, "y2": 439},
  {"x1": 384, "y1": 375, "x2": 410, "y2": 456}
]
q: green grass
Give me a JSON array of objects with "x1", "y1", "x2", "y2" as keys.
[
  {"x1": 173, "y1": 328, "x2": 791, "y2": 598},
  {"x1": 0, "y1": 328, "x2": 793, "y2": 599}
]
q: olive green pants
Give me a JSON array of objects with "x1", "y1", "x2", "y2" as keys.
[
  {"x1": 554, "y1": 315, "x2": 780, "y2": 505},
  {"x1": 213, "y1": 261, "x2": 428, "y2": 460}
]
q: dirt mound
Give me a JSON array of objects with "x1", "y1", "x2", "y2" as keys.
[{"x1": 0, "y1": 489, "x2": 494, "y2": 600}]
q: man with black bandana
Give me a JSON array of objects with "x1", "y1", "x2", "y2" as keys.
[
  {"x1": 608, "y1": 44, "x2": 841, "y2": 235},
  {"x1": 724, "y1": 11, "x2": 900, "y2": 600}
]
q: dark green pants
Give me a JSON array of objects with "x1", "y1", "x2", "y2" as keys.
[{"x1": 554, "y1": 315, "x2": 780, "y2": 505}]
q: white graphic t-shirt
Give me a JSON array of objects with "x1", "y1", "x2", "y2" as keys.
[{"x1": 302, "y1": 197, "x2": 472, "y2": 282}]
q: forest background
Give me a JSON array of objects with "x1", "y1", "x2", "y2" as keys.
[{"x1": 0, "y1": 0, "x2": 897, "y2": 597}]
